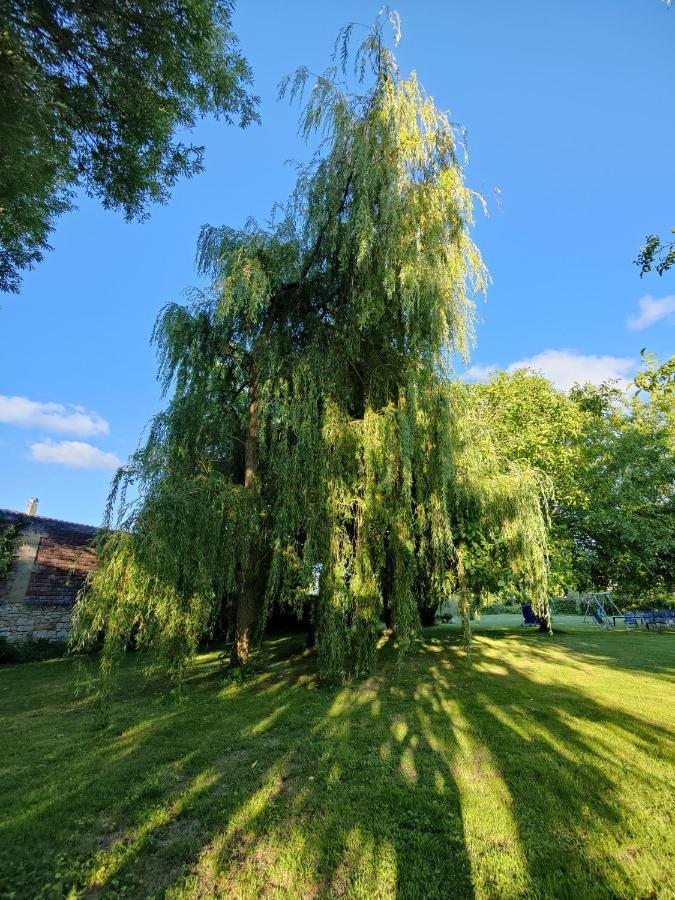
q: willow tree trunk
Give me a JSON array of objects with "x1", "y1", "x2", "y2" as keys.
[
  {"x1": 456, "y1": 545, "x2": 472, "y2": 655},
  {"x1": 231, "y1": 367, "x2": 260, "y2": 667},
  {"x1": 459, "y1": 589, "x2": 472, "y2": 655},
  {"x1": 538, "y1": 600, "x2": 553, "y2": 634}
]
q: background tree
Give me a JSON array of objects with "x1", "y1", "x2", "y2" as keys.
[
  {"x1": 0, "y1": 0, "x2": 258, "y2": 292},
  {"x1": 445, "y1": 381, "x2": 552, "y2": 634},
  {"x1": 470, "y1": 370, "x2": 585, "y2": 596},
  {"x1": 472, "y1": 367, "x2": 675, "y2": 603},
  {"x1": 74, "y1": 15, "x2": 551, "y2": 683},
  {"x1": 567, "y1": 376, "x2": 674, "y2": 602},
  {"x1": 634, "y1": 349, "x2": 675, "y2": 401}
]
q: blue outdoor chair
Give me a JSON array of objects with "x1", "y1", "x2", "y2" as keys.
[
  {"x1": 521, "y1": 603, "x2": 539, "y2": 627},
  {"x1": 642, "y1": 611, "x2": 658, "y2": 630},
  {"x1": 624, "y1": 611, "x2": 638, "y2": 629},
  {"x1": 592, "y1": 606, "x2": 611, "y2": 629},
  {"x1": 651, "y1": 611, "x2": 668, "y2": 631}
]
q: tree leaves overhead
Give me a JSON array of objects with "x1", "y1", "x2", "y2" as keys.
[
  {"x1": 635, "y1": 231, "x2": 675, "y2": 277},
  {"x1": 0, "y1": 0, "x2": 259, "y2": 292}
]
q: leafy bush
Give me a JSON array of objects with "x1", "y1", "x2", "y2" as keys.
[
  {"x1": 0, "y1": 638, "x2": 21, "y2": 664},
  {"x1": 0, "y1": 524, "x2": 22, "y2": 582},
  {"x1": 482, "y1": 603, "x2": 522, "y2": 615},
  {"x1": 552, "y1": 595, "x2": 579, "y2": 615},
  {"x1": 0, "y1": 638, "x2": 67, "y2": 665},
  {"x1": 620, "y1": 597, "x2": 675, "y2": 613}
]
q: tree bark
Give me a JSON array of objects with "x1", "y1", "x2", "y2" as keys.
[
  {"x1": 231, "y1": 365, "x2": 260, "y2": 667},
  {"x1": 538, "y1": 600, "x2": 553, "y2": 634},
  {"x1": 456, "y1": 545, "x2": 472, "y2": 655},
  {"x1": 458, "y1": 588, "x2": 472, "y2": 655},
  {"x1": 233, "y1": 577, "x2": 257, "y2": 666},
  {"x1": 305, "y1": 597, "x2": 317, "y2": 649}
]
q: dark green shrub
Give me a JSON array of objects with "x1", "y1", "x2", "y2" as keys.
[
  {"x1": 0, "y1": 523, "x2": 22, "y2": 582},
  {"x1": 552, "y1": 595, "x2": 579, "y2": 615},
  {"x1": 482, "y1": 603, "x2": 521, "y2": 615},
  {"x1": 0, "y1": 638, "x2": 67, "y2": 665},
  {"x1": 0, "y1": 637, "x2": 22, "y2": 664}
]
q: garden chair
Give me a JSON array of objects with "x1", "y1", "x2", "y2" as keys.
[
  {"x1": 641, "y1": 611, "x2": 657, "y2": 630},
  {"x1": 651, "y1": 611, "x2": 669, "y2": 631},
  {"x1": 624, "y1": 611, "x2": 639, "y2": 630},
  {"x1": 521, "y1": 603, "x2": 539, "y2": 627},
  {"x1": 592, "y1": 607, "x2": 612, "y2": 629}
]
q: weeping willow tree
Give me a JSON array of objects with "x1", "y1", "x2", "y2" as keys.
[{"x1": 73, "y1": 13, "x2": 549, "y2": 681}]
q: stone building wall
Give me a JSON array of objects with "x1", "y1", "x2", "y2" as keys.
[{"x1": 0, "y1": 510, "x2": 97, "y2": 643}]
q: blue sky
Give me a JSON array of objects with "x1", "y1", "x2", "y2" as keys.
[{"x1": 1, "y1": 0, "x2": 673, "y2": 525}]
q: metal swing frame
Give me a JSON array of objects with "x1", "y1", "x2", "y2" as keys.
[{"x1": 581, "y1": 591, "x2": 622, "y2": 628}]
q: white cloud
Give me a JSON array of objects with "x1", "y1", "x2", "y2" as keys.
[
  {"x1": 0, "y1": 395, "x2": 109, "y2": 436},
  {"x1": 464, "y1": 349, "x2": 636, "y2": 391},
  {"x1": 463, "y1": 364, "x2": 495, "y2": 381},
  {"x1": 29, "y1": 439, "x2": 121, "y2": 470},
  {"x1": 626, "y1": 294, "x2": 675, "y2": 331}
]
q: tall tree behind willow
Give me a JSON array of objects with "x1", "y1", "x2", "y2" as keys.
[
  {"x1": 0, "y1": 0, "x2": 258, "y2": 292},
  {"x1": 74, "y1": 15, "x2": 550, "y2": 681},
  {"x1": 471, "y1": 366, "x2": 674, "y2": 604},
  {"x1": 446, "y1": 381, "x2": 552, "y2": 635}
]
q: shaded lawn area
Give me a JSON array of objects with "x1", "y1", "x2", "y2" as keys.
[{"x1": 0, "y1": 623, "x2": 673, "y2": 899}]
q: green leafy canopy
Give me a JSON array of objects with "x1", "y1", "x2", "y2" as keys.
[
  {"x1": 0, "y1": 0, "x2": 259, "y2": 292},
  {"x1": 471, "y1": 364, "x2": 675, "y2": 604}
]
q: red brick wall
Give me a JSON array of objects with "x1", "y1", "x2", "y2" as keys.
[
  {"x1": 0, "y1": 510, "x2": 98, "y2": 641},
  {"x1": 25, "y1": 525, "x2": 97, "y2": 607}
]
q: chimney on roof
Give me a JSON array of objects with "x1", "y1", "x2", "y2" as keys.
[{"x1": 26, "y1": 498, "x2": 39, "y2": 516}]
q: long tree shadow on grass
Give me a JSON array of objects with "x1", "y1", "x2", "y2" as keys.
[
  {"x1": 0, "y1": 628, "x2": 673, "y2": 898},
  {"x1": 0, "y1": 640, "x2": 474, "y2": 898},
  {"x1": 415, "y1": 631, "x2": 674, "y2": 897}
]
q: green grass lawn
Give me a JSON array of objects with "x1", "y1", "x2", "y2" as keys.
[{"x1": 1, "y1": 617, "x2": 673, "y2": 899}]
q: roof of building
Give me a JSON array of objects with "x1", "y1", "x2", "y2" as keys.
[
  {"x1": 0, "y1": 508, "x2": 98, "y2": 608},
  {"x1": 0, "y1": 508, "x2": 98, "y2": 536}
]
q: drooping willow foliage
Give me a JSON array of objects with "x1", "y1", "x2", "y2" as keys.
[
  {"x1": 446, "y1": 382, "x2": 552, "y2": 636},
  {"x1": 73, "y1": 14, "x2": 550, "y2": 682}
]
